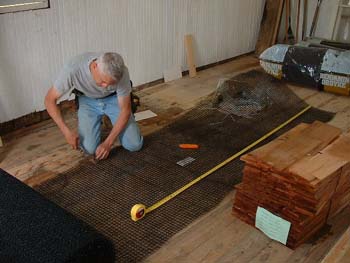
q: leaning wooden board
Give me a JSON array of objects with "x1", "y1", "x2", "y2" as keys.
[{"x1": 255, "y1": 0, "x2": 284, "y2": 56}]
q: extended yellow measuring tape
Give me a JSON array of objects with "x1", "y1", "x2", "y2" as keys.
[{"x1": 130, "y1": 105, "x2": 312, "y2": 221}]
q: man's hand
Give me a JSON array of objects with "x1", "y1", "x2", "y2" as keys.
[
  {"x1": 63, "y1": 129, "x2": 79, "y2": 149},
  {"x1": 96, "y1": 95, "x2": 131, "y2": 160},
  {"x1": 95, "y1": 141, "x2": 112, "y2": 160}
]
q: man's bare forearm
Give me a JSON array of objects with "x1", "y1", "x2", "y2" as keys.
[
  {"x1": 44, "y1": 91, "x2": 70, "y2": 136},
  {"x1": 46, "y1": 101, "x2": 70, "y2": 134},
  {"x1": 45, "y1": 88, "x2": 79, "y2": 149}
]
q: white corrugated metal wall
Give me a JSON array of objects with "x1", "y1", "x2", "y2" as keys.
[{"x1": 0, "y1": 0, "x2": 265, "y2": 122}]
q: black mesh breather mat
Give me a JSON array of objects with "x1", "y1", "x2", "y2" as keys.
[{"x1": 35, "y1": 70, "x2": 335, "y2": 262}]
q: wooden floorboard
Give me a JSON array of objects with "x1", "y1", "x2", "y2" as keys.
[
  {"x1": 1, "y1": 54, "x2": 350, "y2": 262},
  {"x1": 147, "y1": 192, "x2": 350, "y2": 263}
]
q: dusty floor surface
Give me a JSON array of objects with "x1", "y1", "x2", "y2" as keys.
[{"x1": 1, "y1": 55, "x2": 350, "y2": 262}]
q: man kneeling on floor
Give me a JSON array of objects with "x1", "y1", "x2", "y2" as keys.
[{"x1": 45, "y1": 52, "x2": 143, "y2": 160}]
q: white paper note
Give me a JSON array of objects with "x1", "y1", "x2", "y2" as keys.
[
  {"x1": 134, "y1": 110, "x2": 157, "y2": 122},
  {"x1": 255, "y1": 206, "x2": 291, "y2": 245}
]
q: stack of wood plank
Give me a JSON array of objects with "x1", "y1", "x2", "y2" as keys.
[{"x1": 233, "y1": 121, "x2": 350, "y2": 248}]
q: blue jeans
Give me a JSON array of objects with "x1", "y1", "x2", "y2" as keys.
[{"x1": 77, "y1": 95, "x2": 143, "y2": 155}]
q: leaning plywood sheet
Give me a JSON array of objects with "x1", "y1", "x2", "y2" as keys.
[{"x1": 255, "y1": 0, "x2": 284, "y2": 56}]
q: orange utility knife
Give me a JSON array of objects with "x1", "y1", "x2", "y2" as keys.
[{"x1": 179, "y1": 144, "x2": 199, "y2": 149}]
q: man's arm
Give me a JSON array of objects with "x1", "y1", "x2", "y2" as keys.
[
  {"x1": 95, "y1": 95, "x2": 131, "y2": 160},
  {"x1": 44, "y1": 87, "x2": 79, "y2": 149}
]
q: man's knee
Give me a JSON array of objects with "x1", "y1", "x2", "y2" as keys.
[{"x1": 123, "y1": 136, "x2": 143, "y2": 152}]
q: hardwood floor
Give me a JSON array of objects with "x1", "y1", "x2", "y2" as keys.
[
  {"x1": 146, "y1": 194, "x2": 350, "y2": 263},
  {"x1": 1, "y1": 54, "x2": 350, "y2": 262}
]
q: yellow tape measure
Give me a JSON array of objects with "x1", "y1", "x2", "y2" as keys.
[{"x1": 130, "y1": 105, "x2": 312, "y2": 221}]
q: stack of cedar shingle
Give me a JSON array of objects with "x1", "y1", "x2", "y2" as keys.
[{"x1": 233, "y1": 121, "x2": 350, "y2": 248}]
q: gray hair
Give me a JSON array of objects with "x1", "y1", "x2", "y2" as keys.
[{"x1": 96, "y1": 52, "x2": 125, "y2": 81}]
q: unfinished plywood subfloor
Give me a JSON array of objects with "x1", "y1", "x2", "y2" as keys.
[{"x1": 1, "y1": 54, "x2": 350, "y2": 262}]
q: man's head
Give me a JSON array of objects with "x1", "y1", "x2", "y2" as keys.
[{"x1": 90, "y1": 52, "x2": 125, "y2": 88}]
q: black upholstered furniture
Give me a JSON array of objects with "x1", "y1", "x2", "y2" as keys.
[{"x1": 0, "y1": 168, "x2": 115, "y2": 263}]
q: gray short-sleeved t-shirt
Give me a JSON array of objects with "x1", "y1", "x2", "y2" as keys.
[{"x1": 54, "y1": 52, "x2": 131, "y2": 99}]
